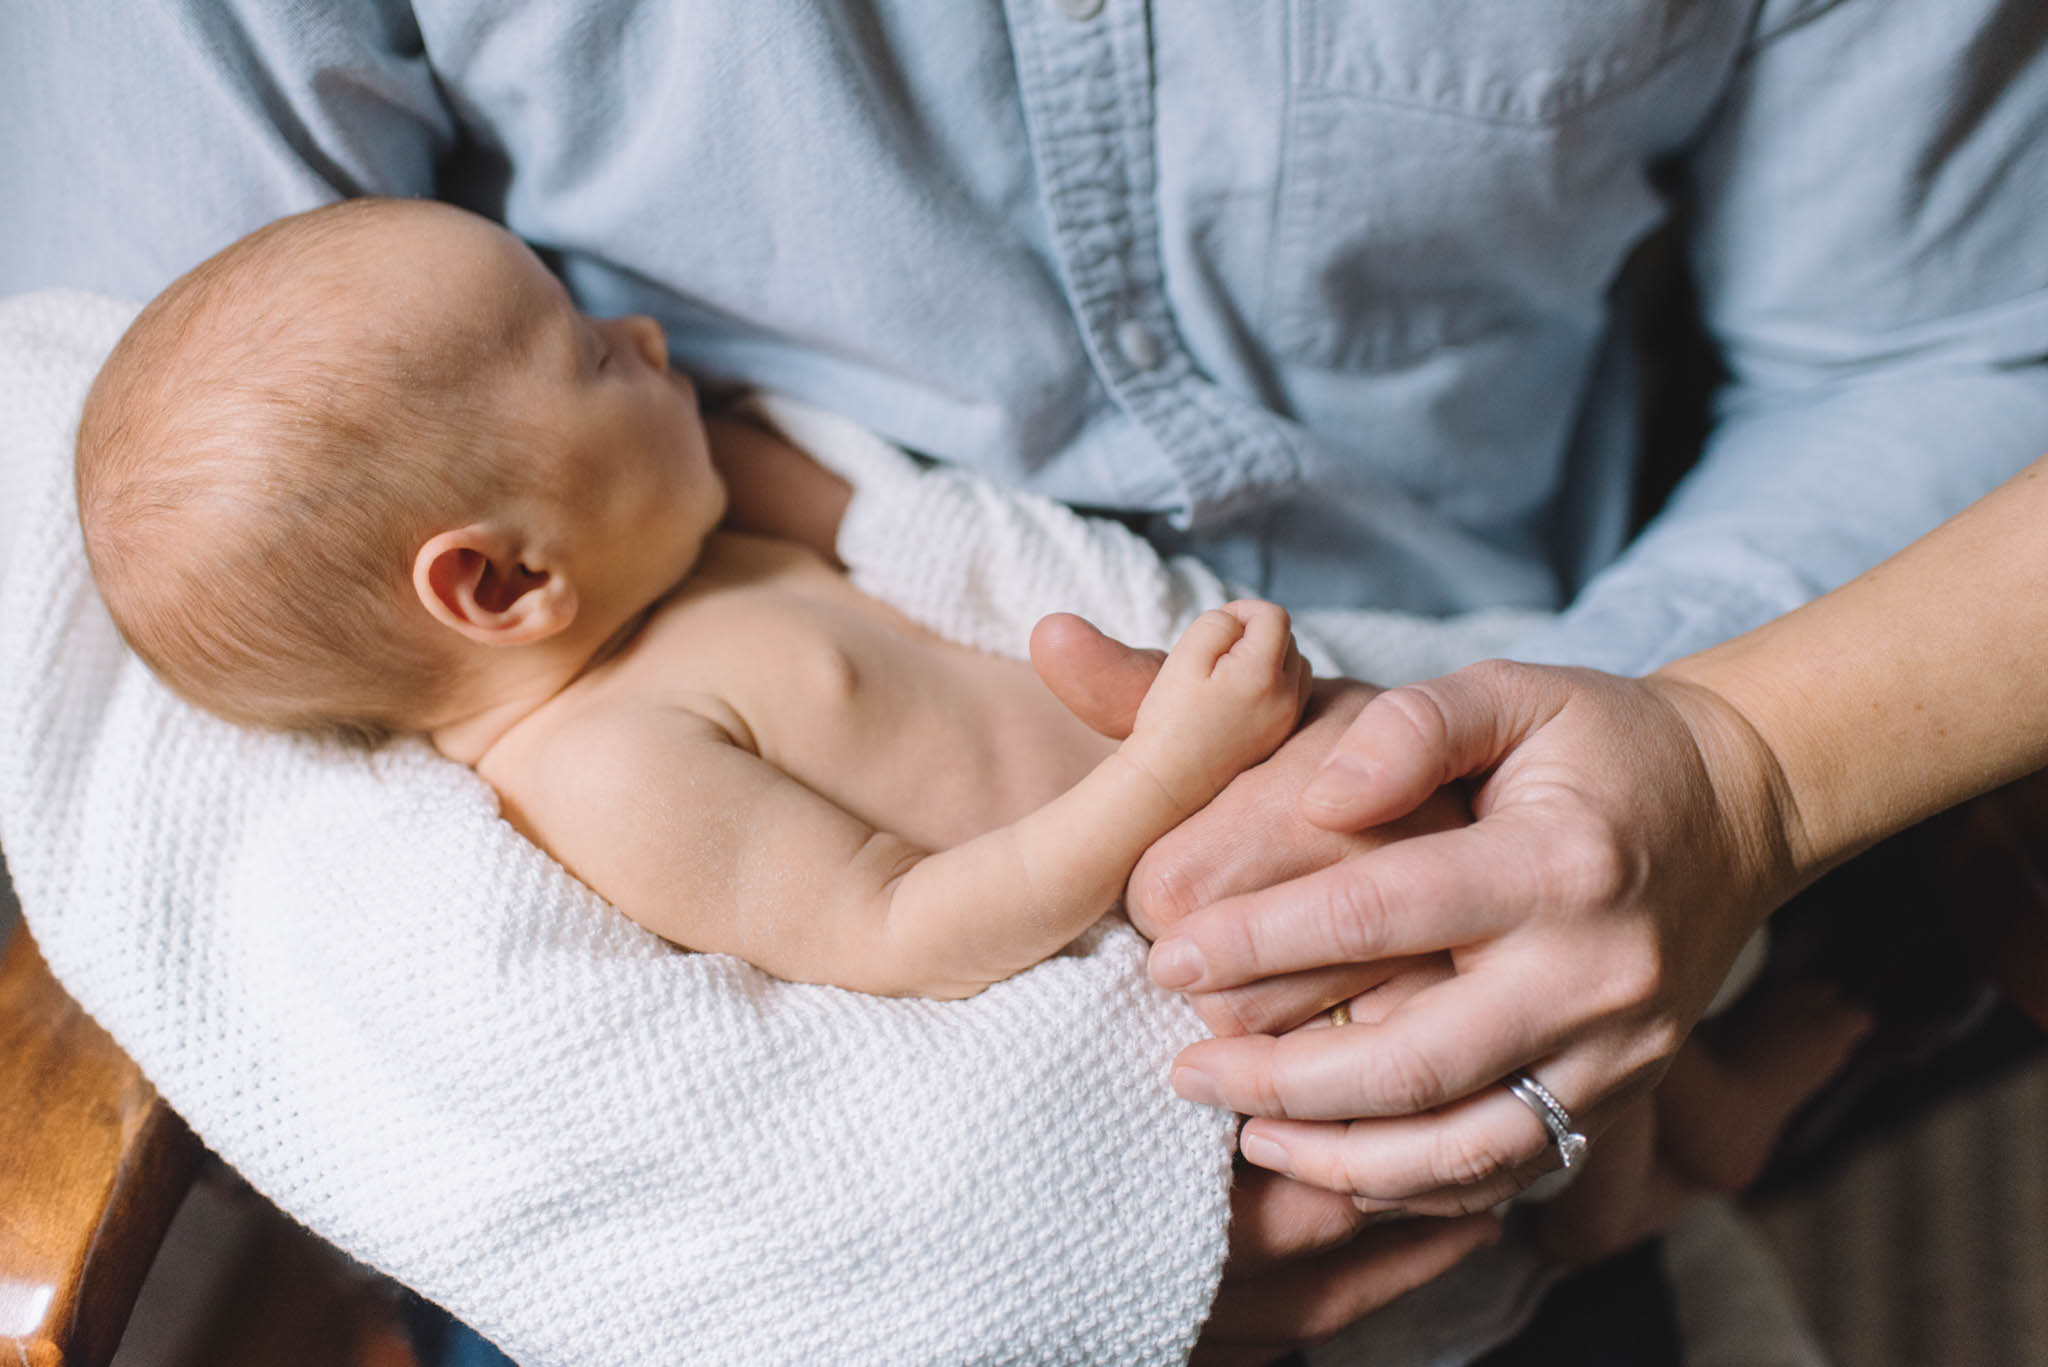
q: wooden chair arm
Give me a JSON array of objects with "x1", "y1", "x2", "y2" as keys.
[{"x1": 0, "y1": 921, "x2": 202, "y2": 1367}]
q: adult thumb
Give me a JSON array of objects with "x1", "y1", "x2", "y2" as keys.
[{"x1": 1029, "y1": 612, "x2": 1166, "y2": 740}]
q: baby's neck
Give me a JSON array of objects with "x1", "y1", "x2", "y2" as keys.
[
  {"x1": 426, "y1": 532, "x2": 813, "y2": 766},
  {"x1": 426, "y1": 589, "x2": 668, "y2": 768},
  {"x1": 426, "y1": 643, "x2": 617, "y2": 768}
]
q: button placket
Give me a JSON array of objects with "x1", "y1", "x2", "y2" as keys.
[{"x1": 1004, "y1": 0, "x2": 1303, "y2": 525}]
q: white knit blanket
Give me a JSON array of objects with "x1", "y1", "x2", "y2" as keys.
[{"x1": 0, "y1": 289, "x2": 1549, "y2": 1366}]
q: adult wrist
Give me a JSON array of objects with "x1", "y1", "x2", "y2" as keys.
[{"x1": 1640, "y1": 669, "x2": 1816, "y2": 920}]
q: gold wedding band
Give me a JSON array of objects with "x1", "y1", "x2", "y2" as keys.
[{"x1": 1327, "y1": 1000, "x2": 1351, "y2": 1029}]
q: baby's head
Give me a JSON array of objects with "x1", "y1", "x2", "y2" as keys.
[{"x1": 77, "y1": 198, "x2": 722, "y2": 745}]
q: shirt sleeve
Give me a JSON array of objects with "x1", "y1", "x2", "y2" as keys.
[
  {"x1": 0, "y1": 0, "x2": 451, "y2": 300},
  {"x1": 1506, "y1": 0, "x2": 2048, "y2": 675}
]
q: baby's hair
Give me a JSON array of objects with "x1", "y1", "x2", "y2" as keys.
[{"x1": 76, "y1": 198, "x2": 529, "y2": 746}]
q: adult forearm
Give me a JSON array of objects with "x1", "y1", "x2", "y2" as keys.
[{"x1": 1658, "y1": 454, "x2": 2048, "y2": 880}]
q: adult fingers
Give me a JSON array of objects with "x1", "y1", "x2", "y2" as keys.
[
  {"x1": 1299, "y1": 660, "x2": 1567, "y2": 832},
  {"x1": 1223, "y1": 1164, "x2": 1377, "y2": 1274},
  {"x1": 1188, "y1": 955, "x2": 1441, "y2": 1038},
  {"x1": 1203, "y1": 1156, "x2": 1500, "y2": 1363},
  {"x1": 1172, "y1": 962, "x2": 1660, "y2": 1124},
  {"x1": 1129, "y1": 805, "x2": 1397, "y2": 943},
  {"x1": 1232, "y1": 1070, "x2": 1614, "y2": 1213},
  {"x1": 1147, "y1": 817, "x2": 1546, "y2": 993},
  {"x1": 1535, "y1": 1154, "x2": 1699, "y2": 1266},
  {"x1": 1126, "y1": 679, "x2": 1396, "y2": 936},
  {"x1": 1168, "y1": 996, "x2": 1535, "y2": 1125},
  {"x1": 1195, "y1": 1213, "x2": 1503, "y2": 1358}
]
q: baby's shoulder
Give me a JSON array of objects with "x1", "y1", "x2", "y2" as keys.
[
  {"x1": 630, "y1": 572, "x2": 868, "y2": 707},
  {"x1": 479, "y1": 690, "x2": 751, "y2": 847},
  {"x1": 632, "y1": 573, "x2": 822, "y2": 669},
  {"x1": 532, "y1": 686, "x2": 753, "y2": 778}
]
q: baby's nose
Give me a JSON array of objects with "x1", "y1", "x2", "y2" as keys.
[{"x1": 619, "y1": 314, "x2": 670, "y2": 372}]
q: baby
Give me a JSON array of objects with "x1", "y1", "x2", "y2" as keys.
[{"x1": 74, "y1": 197, "x2": 1309, "y2": 1000}]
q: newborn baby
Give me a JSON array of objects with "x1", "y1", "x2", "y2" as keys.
[{"x1": 75, "y1": 197, "x2": 1309, "y2": 998}]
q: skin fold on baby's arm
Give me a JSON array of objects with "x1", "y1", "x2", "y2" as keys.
[{"x1": 508, "y1": 602, "x2": 1310, "y2": 998}]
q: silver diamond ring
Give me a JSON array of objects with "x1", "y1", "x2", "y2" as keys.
[{"x1": 1506, "y1": 1071, "x2": 1588, "y2": 1170}]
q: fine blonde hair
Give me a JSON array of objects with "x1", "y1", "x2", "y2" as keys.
[{"x1": 76, "y1": 198, "x2": 530, "y2": 746}]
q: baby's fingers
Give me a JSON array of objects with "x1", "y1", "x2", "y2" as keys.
[
  {"x1": 1216, "y1": 599, "x2": 1295, "y2": 675},
  {"x1": 1288, "y1": 634, "x2": 1314, "y2": 716},
  {"x1": 1162, "y1": 607, "x2": 1252, "y2": 682}
]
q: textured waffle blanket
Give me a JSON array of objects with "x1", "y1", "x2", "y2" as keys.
[{"x1": 0, "y1": 288, "x2": 1549, "y2": 1366}]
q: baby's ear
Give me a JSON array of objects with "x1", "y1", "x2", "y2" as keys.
[{"x1": 412, "y1": 525, "x2": 578, "y2": 646}]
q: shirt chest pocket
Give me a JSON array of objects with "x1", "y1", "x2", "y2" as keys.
[
  {"x1": 1262, "y1": 0, "x2": 1729, "y2": 377},
  {"x1": 1293, "y1": 0, "x2": 1713, "y2": 124}
]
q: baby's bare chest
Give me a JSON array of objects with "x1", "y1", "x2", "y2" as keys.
[{"x1": 631, "y1": 585, "x2": 1114, "y2": 849}]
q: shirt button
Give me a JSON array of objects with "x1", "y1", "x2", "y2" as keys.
[
  {"x1": 1115, "y1": 319, "x2": 1161, "y2": 372},
  {"x1": 1057, "y1": 0, "x2": 1104, "y2": 20}
]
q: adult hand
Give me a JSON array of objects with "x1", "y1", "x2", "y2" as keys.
[
  {"x1": 1532, "y1": 974, "x2": 1871, "y2": 1264},
  {"x1": 1127, "y1": 677, "x2": 1469, "y2": 1036},
  {"x1": 1144, "y1": 660, "x2": 1805, "y2": 1215},
  {"x1": 1031, "y1": 613, "x2": 1469, "y2": 1037},
  {"x1": 1194, "y1": 1164, "x2": 1500, "y2": 1367},
  {"x1": 1034, "y1": 618, "x2": 1501, "y2": 1358}
]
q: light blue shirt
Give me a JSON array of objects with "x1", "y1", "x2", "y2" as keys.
[{"x1": 6, "y1": 2, "x2": 2048, "y2": 675}]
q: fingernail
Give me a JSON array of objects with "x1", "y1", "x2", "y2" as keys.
[
  {"x1": 1301, "y1": 756, "x2": 1373, "y2": 812},
  {"x1": 1352, "y1": 1195, "x2": 1404, "y2": 1215},
  {"x1": 1171, "y1": 1065, "x2": 1224, "y2": 1108},
  {"x1": 1150, "y1": 939, "x2": 1204, "y2": 990},
  {"x1": 1358, "y1": 1208, "x2": 1410, "y2": 1227},
  {"x1": 1239, "y1": 1129, "x2": 1292, "y2": 1175}
]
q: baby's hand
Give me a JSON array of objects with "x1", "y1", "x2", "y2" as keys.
[
  {"x1": 1125, "y1": 601, "x2": 1310, "y2": 816},
  {"x1": 706, "y1": 412, "x2": 852, "y2": 562}
]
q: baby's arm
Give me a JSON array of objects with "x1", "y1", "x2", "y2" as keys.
[
  {"x1": 515, "y1": 602, "x2": 1308, "y2": 998},
  {"x1": 704, "y1": 410, "x2": 851, "y2": 565}
]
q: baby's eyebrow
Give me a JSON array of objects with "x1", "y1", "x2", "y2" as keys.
[
  {"x1": 471, "y1": 275, "x2": 558, "y2": 380},
  {"x1": 487, "y1": 254, "x2": 581, "y2": 371}
]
